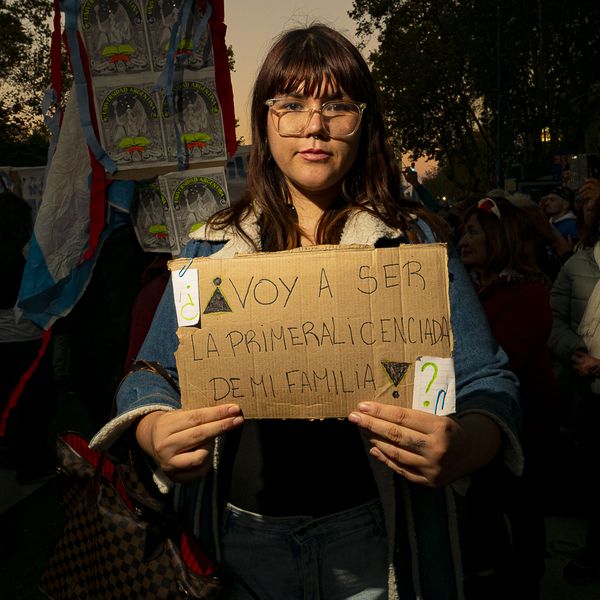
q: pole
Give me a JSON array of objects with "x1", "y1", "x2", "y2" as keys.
[{"x1": 496, "y1": 4, "x2": 503, "y2": 188}]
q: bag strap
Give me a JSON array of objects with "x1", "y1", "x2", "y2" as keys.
[{"x1": 129, "y1": 359, "x2": 180, "y2": 394}]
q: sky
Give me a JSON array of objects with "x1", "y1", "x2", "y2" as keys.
[{"x1": 223, "y1": 0, "x2": 370, "y2": 143}]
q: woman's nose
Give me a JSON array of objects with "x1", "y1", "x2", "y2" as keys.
[{"x1": 305, "y1": 109, "x2": 326, "y2": 137}]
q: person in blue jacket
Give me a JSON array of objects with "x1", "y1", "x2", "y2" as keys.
[{"x1": 92, "y1": 24, "x2": 522, "y2": 600}]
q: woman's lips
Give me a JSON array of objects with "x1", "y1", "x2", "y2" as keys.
[{"x1": 299, "y1": 148, "x2": 331, "y2": 161}]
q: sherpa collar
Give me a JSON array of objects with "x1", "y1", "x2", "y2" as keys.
[{"x1": 189, "y1": 207, "x2": 408, "y2": 256}]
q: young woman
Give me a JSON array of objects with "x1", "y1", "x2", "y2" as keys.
[
  {"x1": 92, "y1": 25, "x2": 521, "y2": 599},
  {"x1": 458, "y1": 197, "x2": 557, "y2": 599}
]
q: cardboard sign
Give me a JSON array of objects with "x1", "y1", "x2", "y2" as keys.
[{"x1": 169, "y1": 244, "x2": 453, "y2": 418}]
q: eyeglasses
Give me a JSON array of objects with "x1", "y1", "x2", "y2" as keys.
[{"x1": 265, "y1": 97, "x2": 366, "y2": 138}]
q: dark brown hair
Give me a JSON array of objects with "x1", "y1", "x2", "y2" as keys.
[
  {"x1": 463, "y1": 198, "x2": 545, "y2": 282},
  {"x1": 209, "y1": 24, "x2": 441, "y2": 250}
]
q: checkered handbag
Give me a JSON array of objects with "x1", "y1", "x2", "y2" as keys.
[{"x1": 39, "y1": 431, "x2": 223, "y2": 600}]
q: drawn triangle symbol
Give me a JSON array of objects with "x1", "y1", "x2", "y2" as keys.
[
  {"x1": 381, "y1": 361, "x2": 410, "y2": 386},
  {"x1": 204, "y1": 287, "x2": 232, "y2": 314}
]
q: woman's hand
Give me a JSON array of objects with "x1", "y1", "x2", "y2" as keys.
[
  {"x1": 572, "y1": 350, "x2": 600, "y2": 377},
  {"x1": 402, "y1": 167, "x2": 420, "y2": 187},
  {"x1": 349, "y1": 402, "x2": 501, "y2": 487},
  {"x1": 136, "y1": 404, "x2": 244, "y2": 483},
  {"x1": 579, "y1": 178, "x2": 600, "y2": 205}
]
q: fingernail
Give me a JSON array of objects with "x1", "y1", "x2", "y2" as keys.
[
  {"x1": 232, "y1": 416, "x2": 244, "y2": 426},
  {"x1": 228, "y1": 405, "x2": 240, "y2": 416},
  {"x1": 369, "y1": 447, "x2": 381, "y2": 458},
  {"x1": 358, "y1": 402, "x2": 371, "y2": 413},
  {"x1": 348, "y1": 412, "x2": 361, "y2": 424}
]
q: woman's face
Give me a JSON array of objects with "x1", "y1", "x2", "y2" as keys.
[
  {"x1": 458, "y1": 214, "x2": 488, "y2": 270},
  {"x1": 266, "y1": 86, "x2": 362, "y2": 206}
]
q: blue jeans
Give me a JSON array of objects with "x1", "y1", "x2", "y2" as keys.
[{"x1": 220, "y1": 499, "x2": 388, "y2": 600}]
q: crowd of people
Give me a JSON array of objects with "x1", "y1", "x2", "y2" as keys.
[
  {"x1": 405, "y1": 168, "x2": 600, "y2": 595},
  {"x1": 1, "y1": 22, "x2": 600, "y2": 600}
]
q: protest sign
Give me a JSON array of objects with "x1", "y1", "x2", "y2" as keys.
[{"x1": 169, "y1": 244, "x2": 454, "y2": 418}]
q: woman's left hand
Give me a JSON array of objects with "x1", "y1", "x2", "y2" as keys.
[{"x1": 349, "y1": 402, "x2": 501, "y2": 487}]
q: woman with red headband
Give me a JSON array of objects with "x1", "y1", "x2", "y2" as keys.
[{"x1": 458, "y1": 197, "x2": 558, "y2": 600}]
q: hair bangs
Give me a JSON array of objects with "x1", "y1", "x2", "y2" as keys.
[
  {"x1": 266, "y1": 31, "x2": 366, "y2": 101},
  {"x1": 276, "y1": 63, "x2": 337, "y2": 98}
]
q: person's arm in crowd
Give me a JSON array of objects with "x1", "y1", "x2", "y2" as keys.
[
  {"x1": 579, "y1": 177, "x2": 600, "y2": 205},
  {"x1": 548, "y1": 262, "x2": 585, "y2": 362},
  {"x1": 403, "y1": 167, "x2": 443, "y2": 213}
]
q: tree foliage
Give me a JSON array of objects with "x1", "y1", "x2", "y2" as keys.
[
  {"x1": 0, "y1": 0, "x2": 53, "y2": 135},
  {"x1": 350, "y1": 0, "x2": 600, "y2": 192},
  {"x1": 0, "y1": 0, "x2": 54, "y2": 164}
]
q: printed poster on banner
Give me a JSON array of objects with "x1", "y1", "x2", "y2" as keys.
[
  {"x1": 78, "y1": 0, "x2": 227, "y2": 172},
  {"x1": 132, "y1": 167, "x2": 230, "y2": 254}
]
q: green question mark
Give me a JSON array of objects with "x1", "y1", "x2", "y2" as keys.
[{"x1": 420, "y1": 362, "x2": 438, "y2": 407}]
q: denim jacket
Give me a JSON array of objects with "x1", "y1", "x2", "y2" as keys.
[{"x1": 91, "y1": 209, "x2": 522, "y2": 600}]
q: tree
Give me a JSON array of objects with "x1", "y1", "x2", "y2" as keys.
[
  {"x1": 350, "y1": 0, "x2": 600, "y2": 193},
  {"x1": 0, "y1": 0, "x2": 53, "y2": 165},
  {"x1": 1, "y1": 0, "x2": 53, "y2": 129}
]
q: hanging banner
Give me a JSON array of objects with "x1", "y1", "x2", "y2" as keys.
[{"x1": 66, "y1": 0, "x2": 235, "y2": 178}]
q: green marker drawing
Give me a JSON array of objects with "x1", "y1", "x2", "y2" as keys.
[
  {"x1": 180, "y1": 285, "x2": 199, "y2": 321},
  {"x1": 421, "y1": 361, "x2": 438, "y2": 393}
]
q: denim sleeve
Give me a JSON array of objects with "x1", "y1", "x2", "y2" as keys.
[
  {"x1": 90, "y1": 240, "x2": 224, "y2": 449},
  {"x1": 448, "y1": 246, "x2": 523, "y2": 472}
]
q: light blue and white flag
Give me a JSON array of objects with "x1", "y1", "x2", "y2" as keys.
[{"x1": 18, "y1": 94, "x2": 134, "y2": 330}]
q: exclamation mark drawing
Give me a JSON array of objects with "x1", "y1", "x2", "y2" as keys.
[{"x1": 381, "y1": 361, "x2": 410, "y2": 399}]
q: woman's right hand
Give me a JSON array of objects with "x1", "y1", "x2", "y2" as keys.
[
  {"x1": 135, "y1": 404, "x2": 244, "y2": 483},
  {"x1": 580, "y1": 178, "x2": 600, "y2": 204}
]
